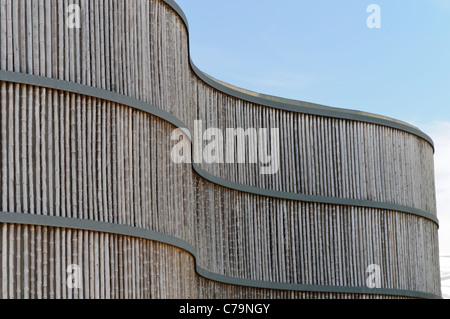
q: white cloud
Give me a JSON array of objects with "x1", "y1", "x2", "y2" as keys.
[
  {"x1": 419, "y1": 121, "x2": 450, "y2": 298},
  {"x1": 441, "y1": 256, "x2": 450, "y2": 299},
  {"x1": 422, "y1": 121, "x2": 450, "y2": 256}
]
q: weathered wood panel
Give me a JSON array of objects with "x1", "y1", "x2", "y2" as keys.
[
  {"x1": 0, "y1": 0, "x2": 440, "y2": 299},
  {"x1": 0, "y1": 224, "x2": 418, "y2": 299}
]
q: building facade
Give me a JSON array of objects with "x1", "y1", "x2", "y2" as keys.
[{"x1": 0, "y1": 0, "x2": 441, "y2": 298}]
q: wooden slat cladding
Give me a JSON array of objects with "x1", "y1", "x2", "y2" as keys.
[
  {"x1": 0, "y1": 84, "x2": 441, "y2": 298},
  {"x1": 0, "y1": 0, "x2": 436, "y2": 213},
  {"x1": 0, "y1": 224, "x2": 414, "y2": 299},
  {"x1": 0, "y1": 83, "x2": 196, "y2": 242},
  {"x1": 0, "y1": 0, "x2": 440, "y2": 298},
  {"x1": 196, "y1": 97, "x2": 436, "y2": 214}
]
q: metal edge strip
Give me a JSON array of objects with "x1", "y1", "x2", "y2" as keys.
[
  {"x1": 192, "y1": 163, "x2": 440, "y2": 225},
  {"x1": 161, "y1": 0, "x2": 435, "y2": 151},
  {"x1": 0, "y1": 211, "x2": 441, "y2": 299},
  {"x1": 0, "y1": 70, "x2": 439, "y2": 226}
]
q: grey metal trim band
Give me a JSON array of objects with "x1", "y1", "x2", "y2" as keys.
[
  {"x1": 0, "y1": 211, "x2": 441, "y2": 299},
  {"x1": 193, "y1": 163, "x2": 440, "y2": 225},
  {"x1": 0, "y1": 70, "x2": 439, "y2": 227},
  {"x1": 0, "y1": 70, "x2": 188, "y2": 133},
  {"x1": 162, "y1": 0, "x2": 435, "y2": 150}
]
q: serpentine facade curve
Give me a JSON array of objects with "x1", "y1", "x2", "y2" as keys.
[{"x1": 0, "y1": 0, "x2": 441, "y2": 299}]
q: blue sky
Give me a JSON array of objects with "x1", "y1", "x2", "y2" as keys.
[
  {"x1": 176, "y1": 0, "x2": 450, "y2": 126},
  {"x1": 175, "y1": 0, "x2": 450, "y2": 259}
]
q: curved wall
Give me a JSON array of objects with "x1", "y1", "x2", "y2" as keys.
[{"x1": 0, "y1": 0, "x2": 440, "y2": 298}]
